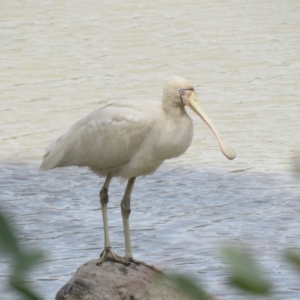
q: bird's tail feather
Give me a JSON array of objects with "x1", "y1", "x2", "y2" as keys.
[{"x1": 40, "y1": 137, "x2": 66, "y2": 170}]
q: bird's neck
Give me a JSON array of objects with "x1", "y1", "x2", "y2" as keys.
[{"x1": 162, "y1": 99, "x2": 187, "y2": 119}]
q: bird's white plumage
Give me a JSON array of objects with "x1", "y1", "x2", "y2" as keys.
[{"x1": 40, "y1": 98, "x2": 193, "y2": 178}]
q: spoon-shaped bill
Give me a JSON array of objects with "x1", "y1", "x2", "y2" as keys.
[{"x1": 187, "y1": 92, "x2": 236, "y2": 160}]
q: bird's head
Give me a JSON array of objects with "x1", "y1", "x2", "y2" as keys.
[{"x1": 163, "y1": 76, "x2": 236, "y2": 160}]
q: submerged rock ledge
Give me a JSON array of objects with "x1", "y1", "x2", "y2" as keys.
[{"x1": 55, "y1": 259, "x2": 217, "y2": 300}]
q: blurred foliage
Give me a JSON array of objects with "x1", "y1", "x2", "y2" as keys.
[
  {"x1": 221, "y1": 245, "x2": 270, "y2": 295},
  {"x1": 168, "y1": 274, "x2": 209, "y2": 300},
  {"x1": 285, "y1": 250, "x2": 300, "y2": 274},
  {"x1": 0, "y1": 210, "x2": 43, "y2": 300},
  {"x1": 169, "y1": 245, "x2": 300, "y2": 299},
  {"x1": 292, "y1": 153, "x2": 300, "y2": 179}
]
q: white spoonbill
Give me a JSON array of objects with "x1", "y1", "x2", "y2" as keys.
[{"x1": 40, "y1": 76, "x2": 235, "y2": 268}]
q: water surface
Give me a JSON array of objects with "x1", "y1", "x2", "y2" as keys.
[{"x1": 0, "y1": 0, "x2": 300, "y2": 299}]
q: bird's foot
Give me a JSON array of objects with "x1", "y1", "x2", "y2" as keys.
[
  {"x1": 96, "y1": 247, "x2": 162, "y2": 274},
  {"x1": 97, "y1": 247, "x2": 131, "y2": 266}
]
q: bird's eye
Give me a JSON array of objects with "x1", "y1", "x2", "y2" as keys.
[{"x1": 180, "y1": 90, "x2": 185, "y2": 96}]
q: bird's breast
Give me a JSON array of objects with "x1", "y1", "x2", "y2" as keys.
[{"x1": 154, "y1": 114, "x2": 193, "y2": 160}]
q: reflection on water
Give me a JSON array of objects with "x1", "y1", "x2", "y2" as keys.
[{"x1": 0, "y1": 162, "x2": 299, "y2": 299}]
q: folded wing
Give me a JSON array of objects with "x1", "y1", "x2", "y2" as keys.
[{"x1": 40, "y1": 102, "x2": 154, "y2": 172}]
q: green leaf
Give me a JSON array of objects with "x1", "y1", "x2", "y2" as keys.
[
  {"x1": 0, "y1": 210, "x2": 43, "y2": 275},
  {"x1": 221, "y1": 245, "x2": 270, "y2": 295},
  {"x1": 11, "y1": 279, "x2": 41, "y2": 300},
  {"x1": 285, "y1": 250, "x2": 300, "y2": 273},
  {"x1": 168, "y1": 274, "x2": 210, "y2": 300},
  {"x1": 0, "y1": 211, "x2": 22, "y2": 259},
  {"x1": 0, "y1": 209, "x2": 43, "y2": 299},
  {"x1": 14, "y1": 251, "x2": 44, "y2": 275}
]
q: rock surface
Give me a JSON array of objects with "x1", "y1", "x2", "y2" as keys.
[{"x1": 55, "y1": 259, "x2": 216, "y2": 300}]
